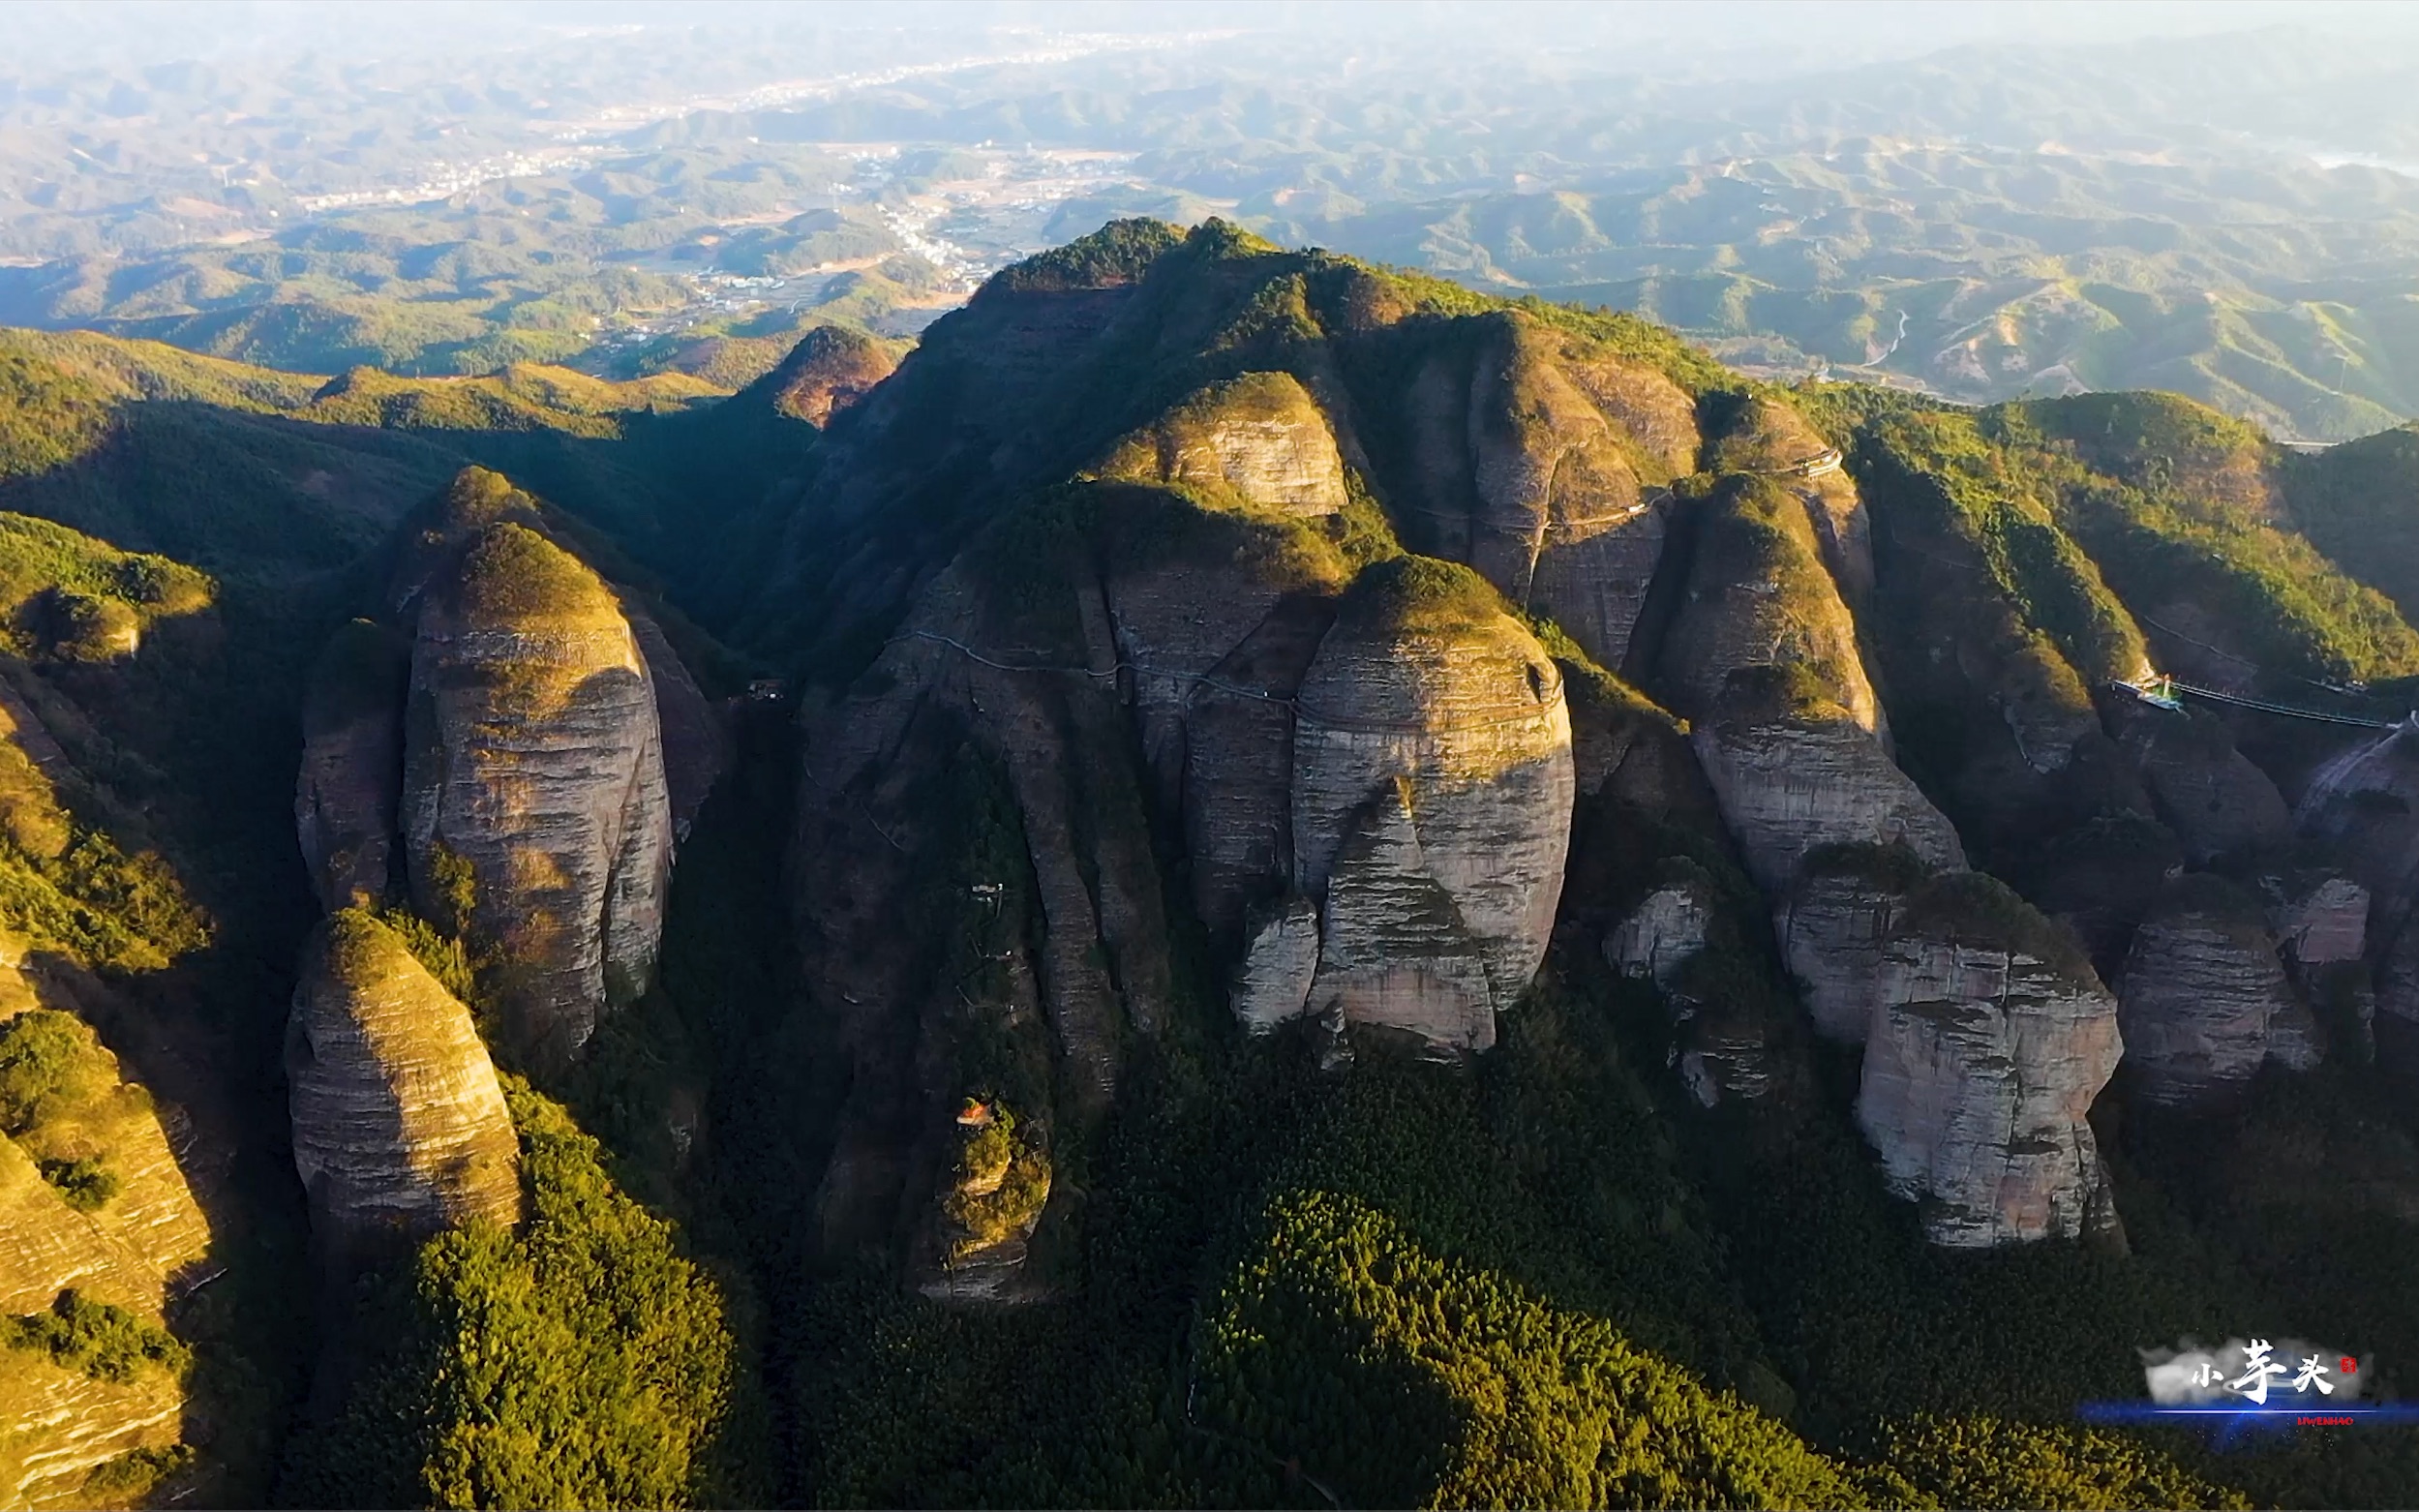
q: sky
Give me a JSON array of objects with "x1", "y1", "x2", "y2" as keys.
[{"x1": 9, "y1": 0, "x2": 2417, "y2": 76}]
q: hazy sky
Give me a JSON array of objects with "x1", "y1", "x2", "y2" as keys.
[{"x1": 10, "y1": 0, "x2": 2416, "y2": 76}]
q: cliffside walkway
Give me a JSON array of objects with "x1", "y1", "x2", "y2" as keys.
[{"x1": 2118, "y1": 674, "x2": 2408, "y2": 730}]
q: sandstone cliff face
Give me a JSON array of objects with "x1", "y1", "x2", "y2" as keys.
[
  {"x1": 2117, "y1": 879, "x2": 2299, "y2": 1109},
  {"x1": 1690, "y1": 718, "x2": 1963, "y2": 894},
  {"x1": 2297, "y1": 725, "x2": 2419, "y2": 916},
  {"x1": 0, "y1": 973, "x2": 211, "y2": 1508},
  {"x1": 2267, "y1": 872, "x2": 2369, "y2": 968},
  {"x1": 626, "y1": 608, "x2": 730, "y2": 841},
  {"x1": 1658, "y1": 474, "x2": 1885, "y2": 738},
  {"x1": 1094, "y1": 484, "x2": 1346, "y2": 935},
  {"x1": 1654, "y1": 478, "x2": 1961, "y2": 897},
  {"x1": 400, "y1": 523, "x2": 674, "y2": 1063},
  {"x1": 1606, "y1": 871, "x2": 1716, "y2": 990},
  {"x1": 286, "y1": 911, "x2": 521, "y2": 1259},
  {"x1": 294, "y1": 620, "x2": 408, "y2": 912},
  {"x1": 2109, "y1": 701, "x2": 2290, "y2": 865},
  {"x1": 1232, "y1": 896, "x2": 1320, "y2": 1031},
  {"x1": 1401, "y1": 314, "x2": 1692, "y2": 671},
  {"x1": 1290, "y1": 560, "x2": 1574, "y2": 1050},
  {"x1": 1774, "y1": 844, "x2": 1932, "y2": 1043},
  {"x1": 1095, "y1": 372, "x2": 1347, "y2": 518},
  {"x1": 1855, "y1": 875, "x2": 2123, "y2": 1248}
]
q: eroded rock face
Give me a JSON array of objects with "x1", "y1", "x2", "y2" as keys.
[
  {"x1": 400, "y1": 524, "x2": 674, "y2": 1063},
  {"x1": 1606, "y1": 874, "x2": 1716, "y2": 990},
  {"x1": 1711, "y1": 395, "x2": 1873, "y2": 604},
  {"x1": 1775, "y1": 847, "x2": 1928, "y2": 1043},
  {"x1": 2267, "y1": 873, "x2": 2368, "y2": 968},
  {"x1": 627, "y1": 608, "x2": 730, "y2": 841},
  {"x1": 2297, "y1": 724, "x2": 2419, "y2": 912},
  {"x1": 2111, "y1": 702, "x2": 2290, "y2": 865},
  {"x1": 1096, "y1": 372, "x2": 1347, "y2": 518},
  {"x1": 1692, "y1": 719, "x2": 1964, "y2": 893},
  {"x1": 1655, "y1": 477, "x2": 1960, "y2": 894},
  {"x1": 1290, "y1": 561, "x2": 1574, "y2": 1050},
  {"x1": 286, "y1": 911, "x2": 522, "y2": 1260},
  {"x1": 1232, "y1": 895, "x2": 1320, "y2": 1031},
  {"x1": 1855, "y1": 875, "x2": 2123, "y2": 1248},
  {"x1": 295, "y1": 620, "x2": 408, "y2": 911},
  {"x1": 2118, "y1": 881, "x2": 2298, "y2": 1109},
  {"x1": 1404, "y1": 314, "x2": 1691, "y2": 670}
]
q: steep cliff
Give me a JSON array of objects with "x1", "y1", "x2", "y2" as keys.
[
  {"x1": 400, "y1": 523, "x2": 674, "y2": 1064},
  {"x1": 1775, "y1": 842, "x2": 1931, "y2": 1043},
  {"x1": 1660, "y1": 479, "x2": 1959, "y2": 893},
  {"x1": 294, "y1": 620, "x2": 408, "y2": 912},
  {"x1": 1391, "y1": 312, "x2": 1694, "y2": 671},
  {"x1": 0, "y1": 985, "x2": 210, "y2": 1509},
  {"x1": 2117, "y1": 876, "x2": 2302, "y2": 1110},
  {"x1": 285, "y1": 910, "x2": 521, "y2": 1261},
  {"x1": 1093, "y1": 372, "x2": 1348, "y2": 519},
  {"x1": 1289, "y1": 559, "x2": 1574, "y2": 1050},
  {"x1": 2106, "y1": 699, "x2": 2290, "y2": 866},
  {"x1": 1709, "y1": 395, "x2": 1873, "y2": 602},
  {"x1": 1855, "y1": 873, "x2": 2123, "y2": 1248}
]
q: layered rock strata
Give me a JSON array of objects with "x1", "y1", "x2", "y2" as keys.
[
  {"x1": 2268, "y1": 873, "x2": 2370, "y2": 968},
  {"x1": 1402, "y1": 314, "x2": 1691, "y2": 670},
  {"x1": 1232, "y1": 896, "x2": 1320, "y2": 1031},
  {"x1": 1775, "y1": 844, "x2": 1931, "y2": 1043},
  {"x1": 286, "y1": 911, "x2": 522, "y2": 1259},
  {"x1": 627, "y1": 608, "x2": 730, "y2": 841},
  {"x1": 1290, "y1": 559, "x2": 1574, "y2": 1050},
  {"x1": 1855, "y1": 874, "x2": 2124, "y2": 1248},
  {"x1": 2296, "y1": 724, "x2": 2419, "y2": 912},
  {"x1": 1657, "y1": 477, "x2": 1959, "y2": 894},
  {"x1": 1094, "y1": 372, "x2": 1348, "y2": 518},
  {"x1": 400, "y1": 523, "x2": 674, "y2": 1062},
  {"x1": 2117, "y1": 880, "x2": 2301, "y2": 1109}
]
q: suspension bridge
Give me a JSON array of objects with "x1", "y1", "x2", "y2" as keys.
[{"x1": 2116, "y1": 673, "x2": 2414, "y2": 732}]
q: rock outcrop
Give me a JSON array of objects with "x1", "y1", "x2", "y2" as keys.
[
  {"x1": 626, "y1": 608, "x2": 730, "y2": 840},
  {"x1": 2267, "y1": 873, "x2": 2370, "y2": 968},
  {"x1": 1606, "y1": 868, "x2": 1717, "y2": 990},
  {"x1": 1692, "y1": 712, "x2": 1963, "y2": 894},
  {"x1": 286, "y1": 911, "x2": 522, "y2": 1261},
  {"x1": 2296, "y1": 723, "x2": 2419, "y2": 912},
  {"x1": 1094, "y1": 372, "x2": 1348, "y2": 518},
  {"x1": 1855, "y1": 873, "x2": 2124, "y2": 1248},
  {"x1": 2109, "y1": 701, "x2": 2290, "y2": 865},
  {"x1": 0, "y1": 976, "x2": 212, "y2": 1508},
  {"x1": 1775, "y1": 843, "x2": 1932, "y2": 1043},
  {"x1": 1657, "y1": 477, "x2": 1958, "y2": 893},
  {"x1": 1290, "y1": 559, "x2": 1574, "y2": 1050},
  {"x1": 2117, "y1": 878, "x2": 2301, "y2": 1109},
  {"x1": 400, "y1": 523, "x2": 674, "y2": 1063},
  {"x1": 295, "y1": 620, "x2": 409, "y2": 911},
  {"x1": 1232, "y1": 896, "x2": 1320, "y2": 1031},
  {"x1": 1400, "y1": 313, "x2": 1692, "y2": 670},
  {"x1": 1710, "y1": 395, "x2": 1873, "y2": 604}
]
